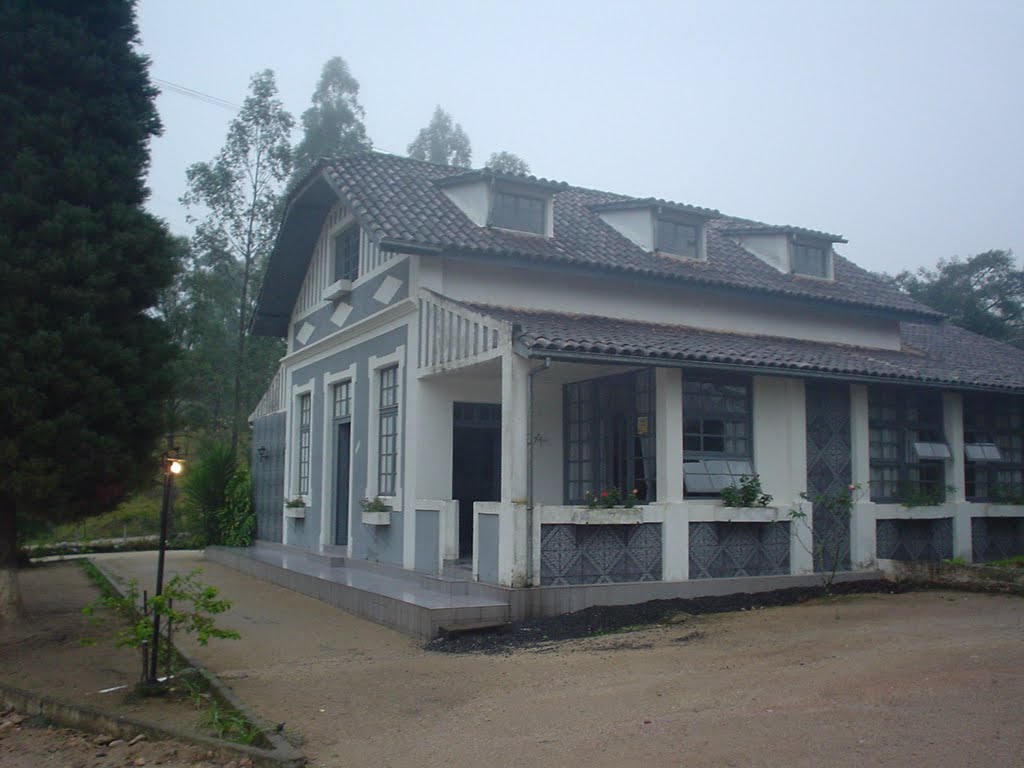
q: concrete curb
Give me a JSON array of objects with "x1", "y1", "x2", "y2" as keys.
[
  {"x1": 84, "y1": 556, "x2": 305, "y2": 767},
  {"x1": 0, "y1": 682, "x2": 303, "y2": 768}
]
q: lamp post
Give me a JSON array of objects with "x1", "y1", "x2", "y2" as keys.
[{"x1": 148, "y1": 450, "x2": 183, "y2": 685}]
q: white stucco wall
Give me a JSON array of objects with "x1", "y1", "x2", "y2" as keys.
[
  {"x1": 597, "y1": 208, "x2": 654, "y2": 252},
  {"x1": 730, "y1": 233, "x2": 790, "y2": 272},
  {"x1": 438, "y1": 259, "x2": 901, "y2": 350}
]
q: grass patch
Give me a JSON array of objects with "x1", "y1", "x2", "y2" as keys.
[
  {"x1": 28, "y1": 489, "x2": 169, "y2": 545},
  {"x1": 985, "y1": 555, "x2": 1024, "y2": 568}
]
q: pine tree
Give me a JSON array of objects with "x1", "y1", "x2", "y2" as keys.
[{"x1": 0, "y1": 0, "x2": 178, "y2": 619}]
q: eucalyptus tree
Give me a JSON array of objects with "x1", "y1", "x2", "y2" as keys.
[
  {"x1": 291, "y1": 56, "x2": 372, "y2": 185},
  {"x1": 485, "y1": 151, "x2": 530, "y2": 175},
  {"x1": 407, "y1": 106, "x2": 472, "y2": 166},
  {"x1": 182, "y1": 70, "x2": 293, "y2": 453}
]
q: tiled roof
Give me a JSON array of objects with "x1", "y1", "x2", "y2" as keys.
[
  {"x1": 460, "y1": 302, "x2": 1024, "y2": 392},
  {"x1": 318, "y1": 153, "x2": 939, "y2": 319},
  {"x1": 712, "y1": 217, "x2": 847, "y2": 243}
]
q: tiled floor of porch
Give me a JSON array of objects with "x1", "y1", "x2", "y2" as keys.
[{"x1": 206, "y1": 543, "x2": 510, "y2": 640}]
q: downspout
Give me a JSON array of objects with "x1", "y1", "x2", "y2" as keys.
[{"x1": 526, "y1": 356, "x2": 552, "y2": 586}]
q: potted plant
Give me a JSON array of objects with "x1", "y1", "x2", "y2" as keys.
[
  {"x1": 361, "y1": 496, "x2": 392, "y2": 525},
  {"x1": 283, "y1": 495, "x2": 307, "y2": 519}
]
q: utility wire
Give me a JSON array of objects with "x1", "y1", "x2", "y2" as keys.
[{"x1": 153, "y1": 78, "x2": 240, "y2": 112}]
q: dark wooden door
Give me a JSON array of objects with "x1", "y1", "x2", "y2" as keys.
[{"x1": 452, "y1": 403, "x2": 501, "y2": 559}]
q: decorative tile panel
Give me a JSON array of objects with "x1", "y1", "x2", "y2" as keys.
[
  {"x1": 971, "y1": 517, "x2": 1024, "y2": 562},
  {"x1": 876, "y1": 518, "x2": 953, "y2": 561},
  {"x1": 252, "y1": 412, "x2": 286, "y2": 544},
  {"x1": 805, "y1": 382, "x2": 852, "y2": 573},
  {"x1": 688, "y1": 522, "x2": 791, "y2": 579},
  {"x1": 540, "y1": 524, "x2": 662, "y2": 586}
]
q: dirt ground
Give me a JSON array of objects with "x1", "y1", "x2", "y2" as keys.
[
  {"x1": 7, "y1": 555, "x2": 1024, "y2": 768},
  {"x1": 0, "y1": 709, "x2": 230, "y2": 768}
]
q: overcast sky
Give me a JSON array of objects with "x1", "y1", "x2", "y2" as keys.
[{"x1": 136, "y1": 0, "x2": 1023, "y2": 275}]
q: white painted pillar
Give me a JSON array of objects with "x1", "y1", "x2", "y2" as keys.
[
  {"x1": 944, "y1": 392, "x2": 972, "y2": 561},
  {"x1": 944, "y1": 393, "x2": 966, "y2": 503},
  {"x1": 499, "y1": 350, "x2": 530, "y2": 586},
  {"x1": 655, "y1": 368, "x2": 684, "y2": 503},
  {"x1": 849, "y1": 384, "x2": 877, "y2": 567},
  {"x1": 656, "y1": 368, "x2": 687, "y2": 581},
  {"x1": 753, "y1": 377, "x2": 811, "y2": 573}
]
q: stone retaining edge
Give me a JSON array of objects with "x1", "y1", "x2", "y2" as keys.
[{"x1": 0, "y1": 681, "x2": 303, "y2": 768}]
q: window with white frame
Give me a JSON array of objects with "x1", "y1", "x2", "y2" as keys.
[
  {"x1": 333, "y1": 379, "x2": 352, "y2": 420},
  {"x1": 792, "y1": 242, "x2": 830, "y2": 278},
  {"x1": 656, "y1": 218, "x2": 699, "y2": 259},
  {"x1": 377, "y1": 365, "x2": 399, "y2": 496},
  {"x1": 297, "y1": 392, "x2": 312, "y2": 495},
  {"x1": 682, "y1": 374, "x2": 753, "y2": 495},
  {"x1": 490, "y1": 190, "x2": 546, "y2": 234},
  {"x1": 334, "y1": 226, "x2": 359, "y2": 282}
]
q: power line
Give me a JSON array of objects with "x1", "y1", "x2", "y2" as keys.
[{"x1": 153, "y1": 78, "x2": 239, "y2": 112}]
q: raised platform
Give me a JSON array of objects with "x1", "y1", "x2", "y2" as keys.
[
  {"x1": 208, "y1": 544, "x2": 885, "y2": 641},
  {"x1": 206, "y1": 544, "x2": 510, "y2": 641}
]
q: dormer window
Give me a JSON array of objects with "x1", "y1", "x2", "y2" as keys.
[
  {"x1": 491, "y1": 190, "x2": 546, "y2": 235},
  {"x1": 656, "y1": 219, "x2": 699, "y2": 259},
  {"x1": 434, "y1": 169, "x2": 561, "y2": 237},
  {"x1": 334, "y1": 226, "x2": 359, "y2": 282},
  {"x1": 792, "y1": 242, "x2": 829, "y2": 278},
  {"x1": 723, "y1": 223, "x2": 845, "y2": 279},
  {"x1": 588, "y1": 198, "x2": 717, "y2": 262}
]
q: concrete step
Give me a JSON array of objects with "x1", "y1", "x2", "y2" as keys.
[{"x1": 206, "y1": 545, "x2": 509, "y2": 641}]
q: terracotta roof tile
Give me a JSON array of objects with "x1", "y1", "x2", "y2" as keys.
[
  {"x1": 319, "y1": 153, "x2": 940, "y2": 319},
  {"x1": 459, "y1": 302, "x2": 1024, "y2": 392}
]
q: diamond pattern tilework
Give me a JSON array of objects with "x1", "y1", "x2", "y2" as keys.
[
  {"x1": 876, "y1": 518, "x2": 953, "y2": 561},
  {"x1": 971, "y1": 518, "x2": 1024, "y2": 562},
  {"x1": 540, "y1": 524, "x2": 662, "y2": 586},
  {"x1": 688, "y1": 522, "x2": 791, "y2": 579},
  {"x1": 805, "y1": 382, "x2": 852, "y2": 573}
]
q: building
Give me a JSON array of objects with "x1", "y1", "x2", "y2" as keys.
[{"x1": 238, "y1": 151, "x2": 1024, "y2": 633}]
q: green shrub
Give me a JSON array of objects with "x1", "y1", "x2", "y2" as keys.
[
  {"x1": 720, "y1": 475, "x2": 773, "y2": 508},
  {"x1": 181, "y1": 442, "x2": 237, "y2": 545},
  {"x1": 217, "y1": 465, "x2": 255, "y2": 547}
]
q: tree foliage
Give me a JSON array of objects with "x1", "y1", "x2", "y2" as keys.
[
  {"x1": 485, "y1": 151, "x2": 530, "y2": 175},
  {"x1": 0, "y1": 0, "x2": 177, "y2": 617},
  {"x1": 182, "y1": 70, "x2": 292, "y2": 453},
  {"x1": 407, "y1": 106, "x2": 472, "y2": 166},
  {"x1": 291, "y1": 56, "x2": 372, "y2": 185},
  {"x1": 890, "y1": 250, "x2": 1024, "y2": 346}
]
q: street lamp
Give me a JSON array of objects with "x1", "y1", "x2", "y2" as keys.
[{"x1": 148, "y1": 449, "x2": 184, "y2": 685}]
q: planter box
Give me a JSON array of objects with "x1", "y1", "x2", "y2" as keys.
[
  {"x1": 362, "y1": 510, "x2": 391, "y2": 526},
  {"x1": 322, "y1": 278, "x2": 353, "y2": 302},
  {"x1": 712, "y1": 505, "x2": 781, "y2": 524},
  {"x1": 284, "y1": 505, "x2": 307, "y2": 519},
  {"x1": 568, "y1": 506, "x2": 644, "y2": 525}
]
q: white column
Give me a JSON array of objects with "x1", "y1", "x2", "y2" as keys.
[
  {"x1": 656, "y1": 368, "x2": 687, "y2": 580},
  {"x1": 655, "y1": 368, "x2": 684, "y2": 502},
  {"x1": 849, "y1": 384, "x2": 876, "y2": 567},
  {"x1": 753, "y1": 376, "x2": 811, "y2": 573},
  {"x1": 499, "y1": 350, "x2": 530, "y2": 586},
  {"x1": 944, "y1": 392, "x2": 972, "y2": 561}
]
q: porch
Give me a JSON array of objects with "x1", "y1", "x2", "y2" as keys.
[{"x1": 205, "y1": 542, "x2": 883, "y2": 640}]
